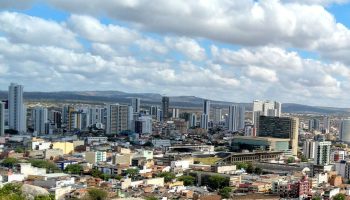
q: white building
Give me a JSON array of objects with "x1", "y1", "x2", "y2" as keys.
[
  {"x1": 131, "y1": 98, "x2": 141, "y2": 113},
  {"x1": 303, "y1": 140, "x2": 315, "y2": 159},
  {"x1": 314, "y1": 139, "x2": 331, "y2": 165},
  {"x1": 228, "y1": 105, "x2": 245, "y2": 132},
  {"x1": 0, "y1": 102, "x2": 5, "y2": 136},
  {"x1": 252, "y1": 100, "x2": 281, "y2": 127},
  {"x1": 135, "y1": 115, "x2": 152, "y2": 134},
  {"x1": 341, "y1": 119, "x2": 350, "y2": 143},
  {"x1": 32, "y1": 107, "x2": 49, "y2": 135},
  {"x1": 200, "y1": 114, "x2": 208, "y2": 130},
  {"x1": 8, "y1": 83, "x2": 26, "y2": 133},
  {"x1": 85, "y1": 151, "x2": 107, "y2": 164},
  {"x1": 172, "y1": 108, "x2": 179, "y2": 119},
  {"x1": 189, "y1": 113, "x2": 196, "y2": 127},
  {"x1": 106, "y1": 104, "x2": 129, "y2": 135},
  {"x1": 213, "y1": 108, "x2": 222, "y2": 123}
]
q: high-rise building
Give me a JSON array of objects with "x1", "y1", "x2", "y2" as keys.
[
  {"x1": 314, "y1": 139, "x2": 331, "y2": 166},
  {"x1": 32, "y1": 107, "x2": 48, "y2": 135},
  {"x1": 303, "y1": 139, "x2": 315, "y2": 159},
  {"x1": 228, "y1": 105, "x2": 245, "y2": 132},
  {"x1": 150, "y1": 106, "x2": 161, "y2": 121},
  {"x1": 308, "y1": 119, "x2": 320, "y2": 132},
  {"x1": 189, "y1": 113, "x2": 197, "y2": 128},
  {"x1": 8, "y1": 83, "x2": 26, "y2": 133},
  {"x1": 213, "y1": 108, "x2": 222, "y2": 123},
  {"x1": 200, "y1": 114, "x2": 208, "y2": 130},
  {"x1": 203, "y1": 99, "x2": 210, "y2": 116},
  {"x1": 127, "y1": 105, "x2": 134, "y2": 131},
  {"x1": 106, "y1": 104, "x2": 129, "y2": 135},
  {"x1": 161, "y1": 96, "x2": 169, "y2": 121},
  {"x1": 0, "y1": 102, "x2": 5, "y2": 136},
  {"x1": 88, "y1": 107, "x2": 104, "y2": 126},
  {"x1": 323, "y1": 117, "x2": 330, "y2": 133},
  {"x1": 340, "y1": 119, "x2": 350, "y2": 143},
  {"x1": 172, "y1": 108, "x2": 179, "y2": 119},
  {"x1": 131, "y1": 98, "x2": 141, "y2": 113},
  {"x1": 135, "y1": 115, "x2": 152, "y2": 134},
  {"x1": 252, "y1": 100, "x2": 282, "y2": 127},
  {"x1": 258, "y1": 116, "x2": 299, "y2": 155}
]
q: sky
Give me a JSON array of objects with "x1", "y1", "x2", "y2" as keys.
[{"x1": 1, "y1": 0, "x2": 350, "y2": 107}]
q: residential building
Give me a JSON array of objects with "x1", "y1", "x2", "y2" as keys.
[
  {"x1": 85, "y1": 151, "x2": 107, "y2": 164},
  {"x1": 106, "y1": 104, "x2": 129, "y2": 135},
  {"x1": 131, "y1": 98, "x2": 141, "y2": 113},
  {"x1": 32, "y1": 107, "x2": 49, "y2": 135},
  {"x1": 341, "y1": 119, "x2": 350, "y2": 143},
  {"x1": 313, "y1": 139, "x2": 331, "y2": 165},
  {"x1": 0, "y1": 102, "x2": 5, "y2": 136},
  {"x1": 8, "y1": 83, "x2": 26, "y2": 133},
  {"x1": 228, "y1": 105, "x2": 245, "y2": 132},
  {"x1": 161, "y1": 96, "x2": 170, "y2": 121},
  {"x1": 303, "y1": 140, "x2": 315, "y2": 159}
]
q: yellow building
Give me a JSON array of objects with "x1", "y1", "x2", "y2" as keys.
[{"x1": 51, "y1": 142, "x2": 74, "y2": 154}]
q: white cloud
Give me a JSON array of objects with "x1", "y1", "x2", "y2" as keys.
[
  {"x1": 245, "y1": 66, "x2": 278, "y2": 82},
  {"x1": 165, "y1": 37, "x2": 206, "y2": 61},
  {"x1": 0, "y1": 11, "x2": 81, "y2": 49}
]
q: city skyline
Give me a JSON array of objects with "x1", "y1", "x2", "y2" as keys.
[{"x1": 1, "y1": 1, "x2": 350, "y2": 107}]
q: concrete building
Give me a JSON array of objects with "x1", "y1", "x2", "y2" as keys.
[
  {"x1": 341, "y1": 119, "x2": 350, "y2": 143},
  {"x1": 8, "y1": 83, "x2": 26, "y2": 133},
  {"x1": 52, "y1": 142, "x2": 74, "y2": 154},
  {"x1": 203, "y1": 99, "x2": 210, "y2": 117},
  {"x1": 258, "y1": 116, "x2": 299, "y2": 155},
  {"x1": 32, "y1": 107, "x2": 49, "y2": 135},
  {"x1": 231, "y1": 136, "x2": 290, "y2": 153},
  {"x1": 252, "y1": 100, "x2": 282, "y2": 127},
  {"x1": 314, "y1": 139, "x2": 331, "y2": 166},
  {"x1": 131, "y1": 98, "x2": 141, "y2": 113},
  {"x1": 135, "y1": 115, "x2": 152, "y2": 134},
  {"x1": 85, "y1": 151, "x2": 107, "y2": 164},
  {"x1": 213, "y1": 108, "x2": 222, "y2": 123},
  {"x1": 189, "y1": 113, "x2": 196, "y2": 127},
  {"x1": 106, "y1": 104, "x2": 129, "y2": 135},
  {"x1": 161, "y1": 96, "x2": 170, "y2": 121},
  {"x1": 303, "y1": 139, "x2": 315, "y2": 159},
  {"x1": 171, "y1": 108, "x2": 180, "y2": 119},
  {"x1": 200, "y1": 114, "x2": 208, "y2": 130},
  {"x1": 308, "y1": 119, "x2": 320, "y2": 132},
  {"x1": 0, "y1": 102, "x2": 5, "y2": 136},
  {"x1": 228, "y1": 105, "x2": 245, "y2": 132}
]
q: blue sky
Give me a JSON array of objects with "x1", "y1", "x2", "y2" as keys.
[{"x1": 1, "y1": 0, "x2": 350, "y2": 107}]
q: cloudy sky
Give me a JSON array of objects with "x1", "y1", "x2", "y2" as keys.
[{"x1": 1, "y1": 0, "x2": 350, "y2": 106}]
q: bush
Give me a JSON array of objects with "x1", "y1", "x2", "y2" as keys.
[
  {"x1": 218, "y1": 187, "x2": 232, "y2": 199},
  {"x1": 1, "y1": 157, "x2": 18, "y2": 168},
  {"x1": 177, "y1": 175, "x2": 195, "y2": 186},
  {"x1": 64, "y1": 164, "x2": 83, "y2": 174},
  {"x1": 29, "y1": 159, "x2": 61, "y2": 173},
  {"x1": 157, "y1": 172, "x2": 175, "y2": 183},
  {"x1": 87, "y1": 188, "x2": 107, "y2": 200}
]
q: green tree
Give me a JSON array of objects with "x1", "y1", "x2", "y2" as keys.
[
  {"x1": 125, "y1": 168, "x2": 139, "y2": 180},
  {"x1": 208, "y1": 175, "x2": 229, "y2": 190},
  {"x1": 15, "y1": 147, "x2": 24, "y2": 153},
  {"x1": 300, "y1": 155, "x2": 308, "y2": 162},
  {"x1": 246, "y1": 163, "x2": 254, "y2": 173},
  {"x1": 0, "y1": 183, "x2": 25, "y2": 200},
  {"x1": 1, "y1": 157, "x2": 18, "y2": 168},
  {"x1": 218, "y1": 187, "x2": 232, "y2": 199},
  {"x1": 91, "y1": 169, "x2": 103, "y2": 178},
  {"x1": 157, "y1": 172, "x2": 175, "y2": 182},
  {"x1": 145, "y1": 197, "x2": 158, "y2": 200},
  {"x1": 87, "y1": 188, "x2": 107, "y2": 200},
  {"x1": 177, "y1": 175, "x2": 195, "y2": 186},
  {"x1": 34, "y1": 194, "x2": 55, "y2": 200},
  {"x1": 287, "y1": 157, "x2": 295, "y2": 164},
  {"x1": 111, "y1": 174, "x2": 123, "y2": 180},
  {"x1": 312, "y1": 196, "x2": 321, "y2": 200},
  {"x1": 235, "y1": 162, "x2": 248, "y2": 170},
  {"x1": 64, "y1": 164, "x2": 83, "y2": 174},
  {"x1": 29, "y1": 159, "x2": 60, "y2": 173},
  {"x1": 254, "y1": 167, "x2": 263, "y2": 175},
  {"x1": 333, "y1": 193, "x2": 346, "y2": 200}
]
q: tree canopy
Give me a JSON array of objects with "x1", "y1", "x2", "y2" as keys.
[
  {"x1": 218, "y1": 187, "x2": 232, "y2": 199},
  {"x1": 177, "y1": 175, "x2": 195, "y2": 186},
  {"x1": 87, "y1": 188, "x2": 107, "y2": 200},
  {"x1": 157, "y1": 172, "x2": 175, "y2": 183},
  {"x1": 64, "y1": 164, "x2": 83, "y2": 174}
]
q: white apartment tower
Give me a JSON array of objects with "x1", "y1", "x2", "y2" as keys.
[
  {"x1": 228, "y1": 105, "x2": 245, "y2": 132},
  {"x1": 32, "y1": 107, "x2": 48, "y2": 135},
  {"x1": 0, "y1": 102, "x2": 5, "y2": 136},
  {"x1": 252, "y1": 100, "x2": 282, "y2": 127},
  {"x1": 303, "y1": 139, "x2": 315, "y2": 159},
  {"x1": 314, "y1": 139, "x2": 331, "y2": 165},
  {"x1": 8, "y1": 83, "x2": 26, "y2": 133},
  {"x1": 106, "y1": 104, "x2": 129, "y2": 135}
]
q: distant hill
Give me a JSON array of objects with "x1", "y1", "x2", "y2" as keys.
[{"x1": 0, "y1": 90, "x2": 348, "y2": 114}]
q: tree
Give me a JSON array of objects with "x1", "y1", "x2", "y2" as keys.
[
  {"x1": 64, "y1": 164, "x2": 83, "y2": 174},
  {"x1": 287, "y1": 157, "x2": 295, "y2": 164},
  {"x1": 0, "y1": 183, "x2": 25, "y2": 200},
  {"x1": 34, "y1": 194, "x2": 55, "y2": 200},
  {"x1": 235, "y1": 162, "x2": 248, "y2": 170},
  {"x1": 157, "y1": 172, "x2": 175, "y2": 183},
  {"x1": 91, "y1": 169, "x2": 103, "y2": 178},
  {"x1": 87, "y1": 188, "x2": 107, "y2": 200},
  {"x1": 177, "y1": 175, "x2": 195, "y2": 186},
  {"x1": 111, "y1": 174, "x2": 123, "y2": 180},
  {"x1": 1, "y1": 157, "x2": 18, "y2": 168},
  {"x1": 300, "y1": 155, "x2": 308, "y2": 162},
  {"x1": 15, "y1": 147, "x2": 24, "y2": 153},
  {"x1": 145, "y1": 197, "x2": 158, "y2": 200},
  {"x1": 333, "y1": 193, "x2": 346, "y2": 200},
  {"x1": 312, "y1": 196, "x2": 321, "y2": 200},
  {"x1": 218, "y1": 187, "x2": 232, "y2": 199},
  {"x1": 125, "y1": 168, "x2": 139, "y2": 180},
  {"x1": 208, "y1": 175, "x2": 229, "y2": 190},
  {"x1": 29, "y1": 159, "x2": 60, "y2": 173},
  {"x1": 246, "y1": 163, "x2": 254, "y2": 173},
  {"x1": 254, "y1": 167, "x2": 263, "y2": 175}
]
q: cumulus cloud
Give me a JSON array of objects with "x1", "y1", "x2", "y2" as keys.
[
  {"x1": 0, "y1": 11, "x2": 81, "y2": 49},
  {"x1": 165, "y1": 37, "x2": 206, "y2": 61}
]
